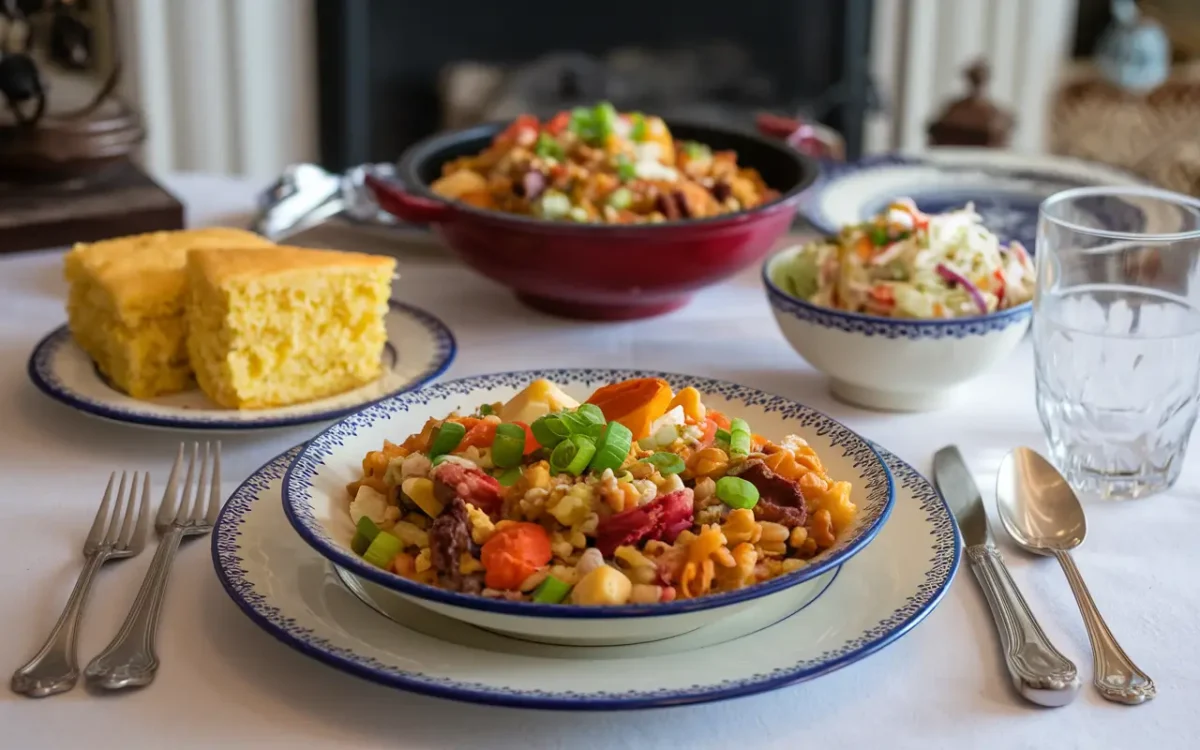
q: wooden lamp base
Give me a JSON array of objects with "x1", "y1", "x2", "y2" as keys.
[{"x1": 0, "y1": 160, "x2": 183, "y2": 253}]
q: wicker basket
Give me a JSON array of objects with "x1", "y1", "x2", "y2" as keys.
[{"x1": 1051, "y1": 62, "x2": 1200, "y2": 195}]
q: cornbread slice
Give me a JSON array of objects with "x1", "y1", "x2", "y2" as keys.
[
  {"x1": 63, "y1": 228, "x2": 274, "y2": 398},
  {"x1": 186, "y1": 246, "x2": 396, "y2": 409}
]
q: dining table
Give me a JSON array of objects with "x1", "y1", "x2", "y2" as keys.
[{"x1": 0, "y1": 173, "x2": 1195, "y2": 749}]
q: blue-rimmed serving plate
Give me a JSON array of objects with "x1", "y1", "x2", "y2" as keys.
[
  {"x1": 27, "y1": 301, "x2": 455, "y2": 431},
  {"x1": 282, "y1": 369, "x2": 894, "y2": 646},
  {"x1": 214, "y1": 443, "x2": 959, "y2": 709},
  {"x1": 802, "y1": 148, "x2": 1144, "y2": 251}
]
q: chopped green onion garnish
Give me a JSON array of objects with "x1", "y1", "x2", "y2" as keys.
[
  {"x1": 870, "y1": 226, "x2": 888, "y2": 246},
  {"x1": 531, "y1": 414, "x2": 570, "y2": 448},
  {"x1": 549, "y1": 434, "x2": 597, "y2": 476},
  {"x1": 593, "y1": 101, "x2": 618, "y2": 141},
  {"x1": 537, "y1": 190, "x2": 572, "y2": 219},
  {"x1": 356, "y1": 516, "x2": 381, "y2": 543},
  {"x1": 607, "y1": 187, "x2": 633, "y2": 209},
  {"x1": 534, "y1": 132, "x2": 565, "y2": 160},
  {"x1": 576, "y1": 403, "x2": 605, "y2": 426},
  {"x1": 589, "y1": 421, "x2": 633, "y2": 474},
  {"x1": 715, "y1": 476, "x2": 760, "y2": 510},
  {"x1": 496, "y1": 466, "x2": 523, "y2": 486},
  {"x1": 560, "y1": 405, "x2": 605, "y2": 439},
  {"x1": 640, "y1": 451, "x2": 685, "y2": 475},
  {"x1": 569, "y1": 106, "x2": 593, "y2": 137},
  {"x1": 351, "y1": 532, "x2": 371, "y2": 555},
  {"x1": 714, "y1": 428, "x2": 731, "y2": 444},
  {"x1": 429, "y1": 421, "x2": 467, "y2": 457},
  {"x1": 680, "y1": 140, "x2": 711, "y2": 160},
  {"x1": 630, "y1": 112, "x2": 647, "y2": 141},
  {"x1": 615, "y1": 154, "x2": 636, "y2": 182},
  {"x1": 479, "y1": 403, "x2": 495, "y2": 416},
  {"x1": 362, "y1": 531, "x2": 403, "y2": 569},
  {"x1": 532, "y1": 574, "x2": 572, "y2": 604},
  {"x1": 491, "y1": 423, "x2": 527, "y2": 469},
  {"x1": 729, "y1": 418, "x2": 751, "y2": 457}
]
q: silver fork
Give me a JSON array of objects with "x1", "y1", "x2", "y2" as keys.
[
  {"x1": 11, "y1": 472, "x2": 151, "y2": 697},
  {"x1": 85, "y1": 442, "x2": 221, "y2": 690}
]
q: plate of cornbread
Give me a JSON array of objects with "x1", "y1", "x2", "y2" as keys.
[{"x1": 29, "y1": 228, "x2": 455, "y2": 430}]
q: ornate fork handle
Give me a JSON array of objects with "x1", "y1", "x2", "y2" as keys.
[
  {"x1": 11, "y1": 552, "x2": 108, "y2": 697},
  {"x1": 966, "y1": 544, "x2": 1080, "y2": 706},
  {"x1": 1053, "y1": 550, "x2": 1156, "y2": 704},
  {"x1": 84, "y1": 527, "x2": 185, "y2": 690}
]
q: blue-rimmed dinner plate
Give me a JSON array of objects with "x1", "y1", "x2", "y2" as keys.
[
  {"x1": 27, "y1": 301, "x2": 455, "y2": 431},
  {"x1": 213, "y1": 443, "x2": 959, "y2": 709},
  {"x1": 802, "y1": 148, "x2": 1144, "y2": 250}
]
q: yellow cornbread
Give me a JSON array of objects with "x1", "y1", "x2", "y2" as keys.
[
  {"x1": 63, "y1": 228, "x2": 274, "y2": 398},
  {"x1": 186, "y1": 246, "x2": 396, "y2": 409}
]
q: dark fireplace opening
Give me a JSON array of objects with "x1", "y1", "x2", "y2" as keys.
[{"x1": 316, "y1": 0, "x2": 874, "y2": 172}]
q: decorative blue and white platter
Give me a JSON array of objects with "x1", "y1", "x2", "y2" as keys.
[
  {"x1": 213, "y1": 442, "x2": 959, "y2": 710},
  {"x1": 27, "y1": 301, "x2": 455, "y2": 431},
  {"x1": 803, "y1": 148, "x2": 1144, "y2": 250},
  {"x1": 280, "y1": 369, "x2": 895, "y2": 645}
]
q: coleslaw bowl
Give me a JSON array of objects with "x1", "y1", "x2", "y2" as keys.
[
  {"x1": 364, "y1": 120, "x2": 818, "y2": 321},
  {"x1": 763, "y1": 246, "x2": 1032, "y2": 411},
  {"x1": 282, "y1": 369, "x2": 895, "y2": 646}
]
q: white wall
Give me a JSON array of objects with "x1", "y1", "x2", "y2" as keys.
[
  {"x1": 866, "y1": 0, "x2": 1079, "y2": 154},
  {"x1": 116, "y1": 0, "x2": 318, "y2": 180}
]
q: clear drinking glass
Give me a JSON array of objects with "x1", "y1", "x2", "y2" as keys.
[{"x1": 1034, "y1": 186, "x2": 1200, "y2": 499}]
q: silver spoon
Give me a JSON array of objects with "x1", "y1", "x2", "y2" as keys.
[{"x1": 996, "y1": 447, "x2": 1156, "y2": 705}]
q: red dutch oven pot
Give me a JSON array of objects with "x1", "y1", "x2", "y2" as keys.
[{"x1": 366, "y1": 120, "x2": 819, "y2": 320}]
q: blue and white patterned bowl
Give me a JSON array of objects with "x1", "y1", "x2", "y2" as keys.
[
  {"x1": 282, "y1": 369, "x2": 895, "y2": 646},
  {"x1": 763, "y1": 250, "x2": 1031, "y2": 411}
]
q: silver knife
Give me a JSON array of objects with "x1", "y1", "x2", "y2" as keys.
[{"x1": 933, "y1": 445, "x2": 1080, "y2": 707}]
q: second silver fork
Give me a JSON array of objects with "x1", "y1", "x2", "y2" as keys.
[{"x1": 85, "y1": 442, "x2": 221, "y2": 690}]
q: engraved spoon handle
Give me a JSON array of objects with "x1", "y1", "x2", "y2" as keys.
[
  {"x1": 84, "y1": 527, "x2": 184, "y2": 690},
  {"x1": 1053, "y1": 549, "x2": 1156, "y2": 704},
  {"x1": 11, "y1": 552, "x2": 107, "y2": 697},
  {"x1": 966, "y1": 544, "x2": 1080, "y2": 706}
]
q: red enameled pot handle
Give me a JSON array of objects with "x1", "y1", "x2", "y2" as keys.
[{"x1": 364, "y1": 173, "x2": 456, "y2": 224}]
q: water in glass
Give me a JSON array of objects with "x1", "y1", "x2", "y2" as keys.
[{"x1": 1034, "y1": 187, "x2": 1200, "y2": 499}]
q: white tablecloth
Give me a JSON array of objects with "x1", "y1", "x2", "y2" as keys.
[{"x1": 1, "y1": 174, "x2": 1196, "y2": 749}]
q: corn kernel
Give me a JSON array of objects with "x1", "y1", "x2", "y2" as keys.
[
  {"x1": 781, "y1": 558, "x2": 806, "y2": 573},
  {"x1": 414, "y1": 548, "x2": 432, "y2": 573},
  {"x1": 464, "y1": 503, "x2": 496, "y2": 545},
  {"x1": 459, "y1": 553, "x2": 484, "y2": 575},
  {"x1": 629, "y1": 583, "x2": 662, "y2": 604}
]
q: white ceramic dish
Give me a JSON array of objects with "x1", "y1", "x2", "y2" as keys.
[
  {"x1": 282, "y1": 369, "x2": 895, "y2": 646},
  {"x1": 27, "y1": 301, "x2": 455, "y2": 431},
  {"x1": 763, "y1": 249, "x2": 1031, "y2": 412},
  {"x1": 215, "y1": 444, "x2": 959, "y2": 709}
]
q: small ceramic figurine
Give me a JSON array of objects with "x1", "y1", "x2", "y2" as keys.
[{"x1": 1096, "y1": 0, "x2": 1171, "y2": 94}]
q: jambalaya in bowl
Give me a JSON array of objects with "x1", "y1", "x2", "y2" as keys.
[{"x1": 344, "y1": 377, "x2": 857, "y2": 606}]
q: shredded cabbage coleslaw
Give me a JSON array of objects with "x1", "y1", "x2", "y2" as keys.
[{"x1": 775, "y1": 198, "x2": 1034, "y2": 319}]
